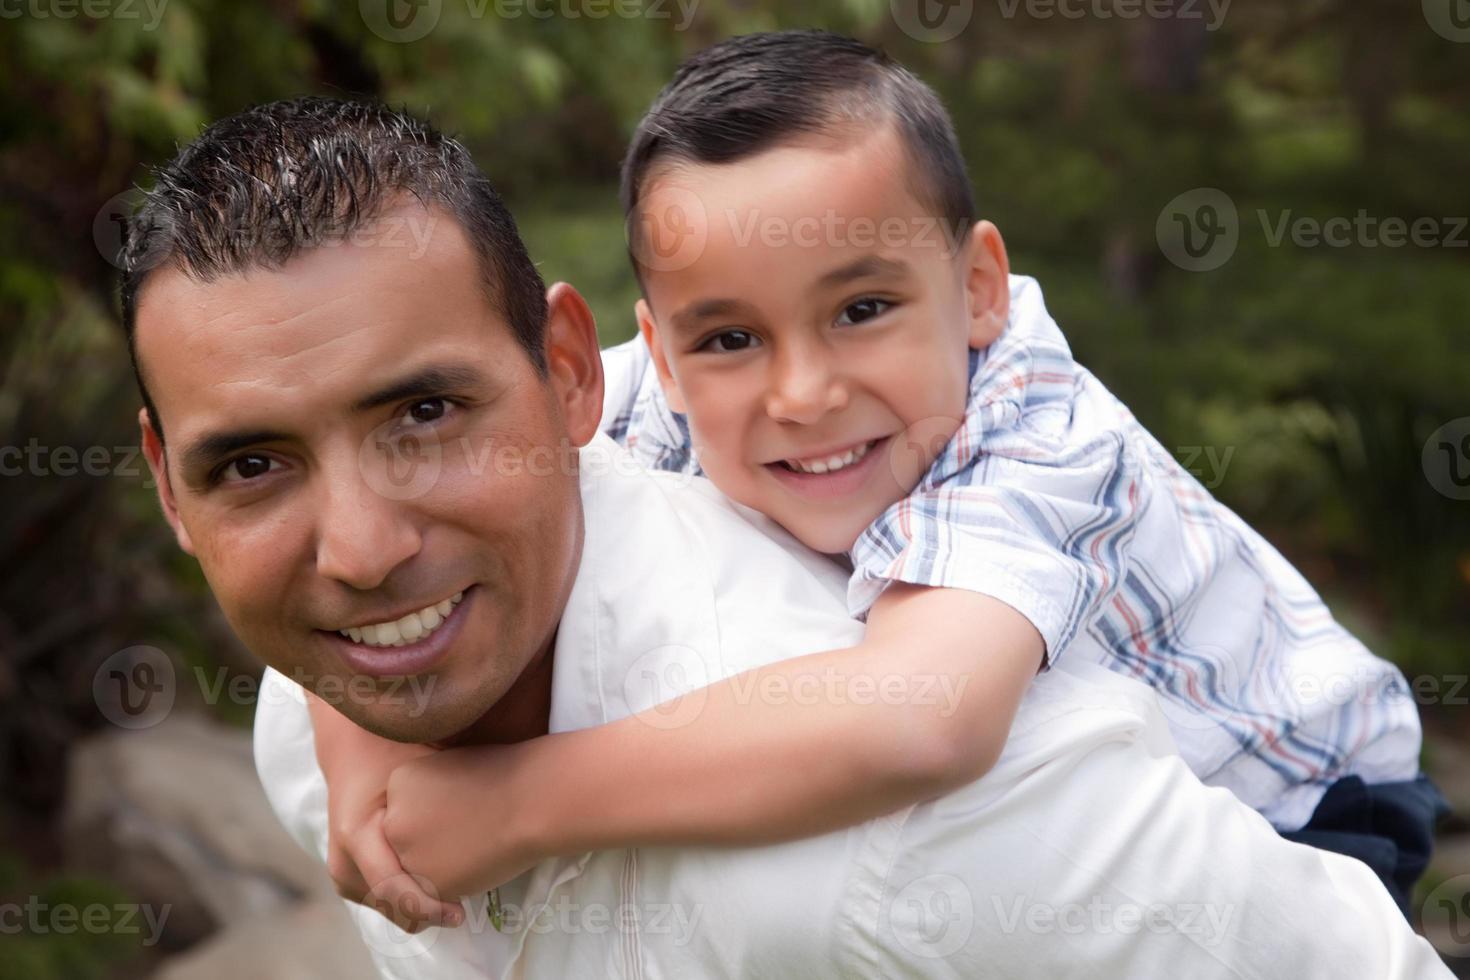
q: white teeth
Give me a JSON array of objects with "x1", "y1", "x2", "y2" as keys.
[
  {"x1": 784, "y1": 440, "x2": 874, "y2": 476},
  {"x1": 339, "y1": 591, "x2": 465, "y2": 648}
]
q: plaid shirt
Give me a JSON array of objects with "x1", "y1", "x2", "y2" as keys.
[{"x1": 599, "y1": 276, "x2": 1422, "y2": 830}]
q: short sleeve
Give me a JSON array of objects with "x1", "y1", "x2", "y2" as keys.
[
  {"x1": 849, "y1": 430, "x2": 1147, "y2": 665},
  {"x1": 598, "y1": 337, "x2": 651, "y2": 445}
]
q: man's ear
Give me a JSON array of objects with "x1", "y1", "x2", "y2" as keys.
[
  {"x1": 139, "y1": 407, "x2": 195, "y2": 556},
  {"x1": 544, "y1": 282, "x2": 605, "y2": 446},
  {"x1": 635, "y1": 298, "x2": 687, "y2": 414},
  {"x1": 961, "y1": 220, "x2": 1011, "y2": 350}
]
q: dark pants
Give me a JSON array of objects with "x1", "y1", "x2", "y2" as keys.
[{"x1": 1280, "y1": 773, "x2": 1451, "y2": 918}]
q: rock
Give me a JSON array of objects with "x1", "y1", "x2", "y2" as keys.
[
  {"x1": 64, "y1": 711, "x2": 337, "y2": 949},
  {"x1": 150, "y1": 898, "x2": 377, "y2": 980}
]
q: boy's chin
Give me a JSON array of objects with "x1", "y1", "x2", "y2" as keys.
[{"x1": 786, "y1": 516, "x2": 866, "y2": 557}]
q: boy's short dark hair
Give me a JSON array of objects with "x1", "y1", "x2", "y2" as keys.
[
  {"x1": 620, "y1": 29, "x2": 976, "y2": 266},
  {"x1": 120, "y1": 97, "x2": 548, "y2": 443}
]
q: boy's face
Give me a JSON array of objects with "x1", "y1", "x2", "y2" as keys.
[{"x1": 635, "y1": 126, "x2": 1010, "y2": 554}]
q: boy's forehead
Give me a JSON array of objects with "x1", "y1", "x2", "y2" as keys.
[
  {"x1": 638, "y1": 125, "x2": 950, "y2": 297},
  {"x1": 671, "y1": 125, "x2": 925, "y2": 233}
]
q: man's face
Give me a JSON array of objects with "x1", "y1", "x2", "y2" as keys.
[
  {"x1": 635, "y1": 125, "x2": 1010, "y2": 555},
  {"x1": 135, "y1": 203, "x2": 602, "y2": 743}
]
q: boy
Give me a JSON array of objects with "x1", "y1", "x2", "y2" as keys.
[{"x1": 311, "y1": 30, "x2": 1442, "y2": 925}]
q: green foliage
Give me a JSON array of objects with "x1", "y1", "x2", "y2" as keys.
[{"x1": 0, "y1": 857, "x2": 145, "y2": 980}]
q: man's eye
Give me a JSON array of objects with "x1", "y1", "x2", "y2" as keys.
[
  {"x1": 698, "y1": 330, "x2": 761, "y2": 354},
  {"x1": 219, "y1": 454, "x2": 276, "y2": 484},
  {"x1": 401, "y1": 398, "x2": 449, "y2": 425},
  {"x1": 836, "y1": 298, "x2": 892, "y2": 326}
]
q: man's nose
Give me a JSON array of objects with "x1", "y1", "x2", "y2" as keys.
[
  {"x1": 314, "y1": 470, "x2": 424, "y2": 591},
  {"x1": 764, "y1": 343, "x2": 849, "y2": 425}
]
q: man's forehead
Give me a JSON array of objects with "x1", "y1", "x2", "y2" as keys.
[{"x1": 132, "y1": 207, "x2": 508, "y2": 431}]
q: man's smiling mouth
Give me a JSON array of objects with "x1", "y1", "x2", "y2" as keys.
[{"x1": 338, "y1": 590, "x2": 465, "y2": 648}]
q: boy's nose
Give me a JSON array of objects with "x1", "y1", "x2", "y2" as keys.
[{"x1": 764, "y1": 348, "x2": 849, "y2": 424}]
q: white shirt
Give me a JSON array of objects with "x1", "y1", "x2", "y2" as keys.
[{"x1": 254, "y1": 434, "x2": 1447, "y2": 979}]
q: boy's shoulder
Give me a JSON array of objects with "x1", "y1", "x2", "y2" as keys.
[{"x1": 920, "y1": 275, "x2": 1141, "y2": 492}]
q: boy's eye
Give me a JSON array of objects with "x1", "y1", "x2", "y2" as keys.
[
  {"x1": 697, "y1": 330, "x2": 761, "y2": 354},
  {"x1": 836, "y1": 298, "x2": 892, "y2": 326}
]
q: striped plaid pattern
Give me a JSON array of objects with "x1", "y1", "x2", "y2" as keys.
[{"x1": 597, "y1": 277, "x2": 1422, "y2": 830}]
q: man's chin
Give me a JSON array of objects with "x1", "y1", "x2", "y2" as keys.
[{"x1": 342, "y1": 696, "x2": 483, "y2": 746}]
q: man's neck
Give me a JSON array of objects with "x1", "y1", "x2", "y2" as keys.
[{"x1": 436, "y1": 630, "x2": 557, "y2": 748}]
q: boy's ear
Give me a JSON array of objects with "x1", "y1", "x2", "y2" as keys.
[
  {"x1": 961, "y1": 220, "x2": 1011, "y2": 350},
  {"x1": 544, "y1": 282, "x2": 605, "y2": 446},
  {"x1": 139, "y1": 408, "x2": 195, "y2": 556},
  {"x1": 635, "y1": 299, "x2": 688, "y2": 414}
]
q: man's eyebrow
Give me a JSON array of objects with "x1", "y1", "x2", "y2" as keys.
[
  {"x1": 177, "y1": 364, "x2": 489, "y2": 478},
  {"x1": 816, "y1": 255, "x2": 911, "y2": 290},
  {"x1": 351, "y1": 364, "x2": 488, "y2": 413},
  {"x1": 179, "y1": 429, "x2": 292, "y2": 478}
]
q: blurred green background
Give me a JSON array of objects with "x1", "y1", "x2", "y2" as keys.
[{"x1": 1, "y1": 0, "x2": 1468, "y2": 974}]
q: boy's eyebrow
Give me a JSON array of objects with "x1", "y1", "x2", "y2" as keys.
[
  {"x1": 667, "y1": 298, "x2": 755, "y2": 336},
  {"x1": 816, "y1": 255, "x2": 911, "y2": 289},
  {"x1": 177, "y1": 363, "x2": 488, "y2": 479},
  {"x1": 665, "y1": 257, "x2": 912, "y2": 336}
]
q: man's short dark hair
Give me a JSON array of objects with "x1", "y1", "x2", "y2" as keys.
[
  {"x1": 120, "y1": 97, "x2": 548, "y2": 443},
  {"x1": 619, "y1": 30, "x2": 976, "y2": 269}
]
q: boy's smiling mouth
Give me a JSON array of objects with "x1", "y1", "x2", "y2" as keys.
[
  {"x1": 778, "y1": 438, "x2": 879, "y2": 475},
  {"x1": 764, "y1": 435, "x2": 892, "y2": 498}
]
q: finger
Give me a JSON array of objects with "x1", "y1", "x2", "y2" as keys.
[
  {"x1": 358, "y1": 815, "x2": 464, "y2": 930},
  {"x1": 326, "y1": 848, "x2": 371, "y2": 907}
]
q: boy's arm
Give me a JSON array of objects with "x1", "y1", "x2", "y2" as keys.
[
  {"x1": 384, "y1": 585, "x2": 1042, "y2": 896},
  {"x1": 543, "y1": 583, "x2": 1042, "y2": 845},
  {"x1": 305, "y1": 691, "x2": 464, "y2": 930}
]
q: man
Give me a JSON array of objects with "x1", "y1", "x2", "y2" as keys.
[{"x1": 126, "y1": 97, "x2": 1448, "y2": 978}]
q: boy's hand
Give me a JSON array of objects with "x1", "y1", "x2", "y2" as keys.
[
  {"x1": 383, "y1": 742, "x2": 547, "y2": 901},
  {"x1": 307, "y1": 692, "x2": 465, "y2": 932}
]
